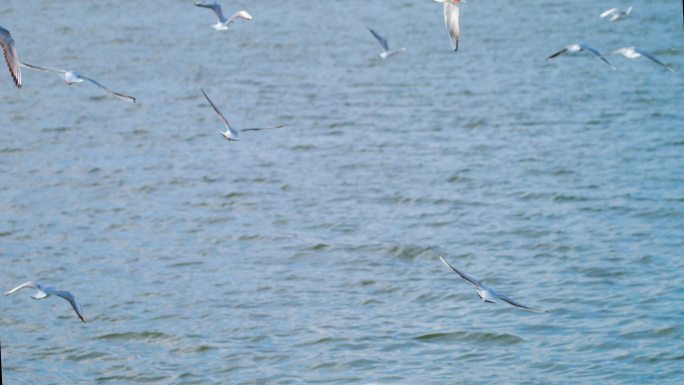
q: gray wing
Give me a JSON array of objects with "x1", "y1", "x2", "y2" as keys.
[
  {"x1": 201, "y1": 88, "x2": 231, "y2": 129},
  {"x1": 240, "y1": 124, "x2": 287, "y2": 132},
  {"x1": 636, "y1": 49, "x2": 676, "y2": 71},
  {"x1": 497, "y1": 293, "x2": 546, "y2": 313},
  {"x1": 4, "y1": 281, "x2": 39, "y2": 295},
  {"x1": 439, "y1": 256, "x2": 482, "y2": 288},
  {"x1": 195, "y1": 1, "x2": 226, "y2": 23},
  {"x1": 580, "y1": 44, "x2": 615, "y2": 68},
  {"x1": 52, "y1": 290, "x2": 87, "y2": 323},
  {"x1": 444, "y1": 3, "x2": 460, "y2": 51},
  {"x1": 546, "y1": 47, "x2": 568, "y2": 61},
  {"x1": 0, "y1": 26, "x2": 21, "y2": 88},
  {"x1": 81, "y1": 75, "x2": 136, "y2": 103},
  {"x1": 368, "y1": 27, "x2": 389, "y2": 52},
  {"x1": 20, "y1": 61, "x2": 67, "y2": 74}
]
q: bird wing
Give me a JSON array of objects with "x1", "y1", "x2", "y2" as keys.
[
  {"x1": 0, "y1": 26, "x2": 21, "y2": 88},
  {"x1": 368, "y1": 27, "x2": 390, "y2": 52},
  {"x1": 546, "y1": 47, "x2": 568, "y2": 61},
  {"x1": 580, "y1": 44, "x2": 615, "y2": 68},
  {"x1": 81, "y1": 75, "x2": 136, "y2": 103},
  {"x1": 240, "y1": 124, "x2": 287, "y2": 132},
  {"x1": 497, "y1": 293, "x2": 546, "y2": 313},
  {"x1": 52, "y1": 290, "x2": 87, "y2": 323},
  {"x1": 227, "y1": 10, "x2": 253, "y2": 25},
  {"x1": 444, "y1": 3, "x2": 460, "y2": 51},
  {"x1": 195, "y1": 1, "x2": 226, "y2": 23},
  {"x1": 19, "y1": 61, "x2": 66, "y2": 75},
  {"x1": 201, "y1": 88, "x2": 231, "y2": 128},
  {"x1": 439, "y1": 256, "x2": 482, "y2": 288},
  {"x1": 600, "y1": 8, "x2": 619, "y2": 18},
  {"x1": 4, "y1": 281, "x2": 39, "y2": 295},
  {"x1": 636, "y1": 49, "x2": 675, "y2": 71}
]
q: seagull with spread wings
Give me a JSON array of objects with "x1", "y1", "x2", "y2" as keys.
[
  {"x1": 194, "y1": 1, "x2": 253, "y2": 31},
  {"x1": 368, "y1": 27, "x2": 406, "y2": 59},
  {"x1": 607, "y1": 47, "x2": 676, "y2": 72},
  {"x1": 201, "y1": 88, "x2": 286, "y2": 142},
  {"x1": 546, "y1": 43, "x2": 616, "y2": 69},
  {"x1": 0, "y1": 25, "x2": 21, "y2": 88},
  {"x1": 5, "y1": 281, "x2": 87, "y2": 323},
  {"x1": 600, "y1": 6, "x2": 633, "y2": 22},
  {"x1": 439, "y1": 257, "x2": 547, "y2": 313},
  {"x1": 20, "y1": 61, "x2": 136, "y2": 103}
]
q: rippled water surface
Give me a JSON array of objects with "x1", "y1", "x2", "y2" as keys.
[{"x1": 1, "y1": 1, "x2": 684, "y2": 384}]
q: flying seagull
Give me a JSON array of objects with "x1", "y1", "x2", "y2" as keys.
[
  {"x1": 0, "y1": 25, "x2": 21, "y2": 88},
  {"x1": 546, "y1": 43, "x2": 616, "y2": 69},
  {"x1": 607, "y1": 47, "x2": 676, "y2": 72},
  {"x1": 194, "y1": 1, "x2": 253, "y2": 31},
  {"x1": 368, "y1": 27, "x2": 406, "y2": 59},
  {"x1": 439, "y1": 257, "x2": 547, "y2": 313},
  {"x1": 20, "y1": 62, "x2": 136, "y2": 102},
  {"x1": 600, "y1": 6, "x2": 633, "y2": 22},
  {"x1": 5, "y1": 281, "x2": 87, "y2": 323},
  {"x1": 435, "y1": 0, "x2": 462, "y2": 51},
  {"x1": 200, "y1": 88, "x2": 286, "y2": 142}
]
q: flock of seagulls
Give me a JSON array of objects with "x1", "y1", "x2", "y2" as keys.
[
  {"x1": 0, "y1": 0, "x2": 679, "y2": 349},
  {"x1": 546, "y1": 6, "x2": 676, "y2": 72}
]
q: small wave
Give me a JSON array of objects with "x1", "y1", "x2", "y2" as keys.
[
  {"x1": 97, "y1": 331, "x2": 172, "y2": 341},
  {"x1": 414, "y1": 331, "x2": 523, "y2": 345}
]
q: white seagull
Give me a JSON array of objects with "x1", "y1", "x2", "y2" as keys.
[
  {"x1": 600, "y1": 6, "x2": 633, "y2": 22},
  {"x1": 435, "y1": 0, "x2": 463, "y2": 52},
  {"x1": 0, "y1": 25, "x2": 21, "y2": 88},
  {"x1": 5, "y1": 281, "x2": 87, "y2": 323},
  {"x1": 439, "y1": 257, "x2": 547, "y2": 313},
  {"x1": 20, "y1": 61, "x2": 136, "y2": 103},
  {"x1": 368, "y1": 27, "x2": 406, "y2": 59},
  {"x1": 194, "y1": 1, "x2": 253, "y2": 31},
  {"x1": 201, "y1": 88, "x2": 286, "y2": 142},
  {"x1": 607, "y1": 47, "x2": 676, "y2": 72},
  {"x1": 546, "y1": 43, "x2": 616, "y2": 69}
]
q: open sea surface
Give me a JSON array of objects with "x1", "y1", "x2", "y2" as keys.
[{"x1": 1, "y1": 1, "x2": 683, "y2": 384}]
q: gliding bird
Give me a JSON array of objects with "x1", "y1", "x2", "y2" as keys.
[
  {"x1": 201, "y1": 88, "x2": 286, "y2": 142},
  {"x1": 435, "y1": 0, "x2": 462, "y2": 51},
  {"x1": 20, "y1": 61, "x2": 136, "y2": 103},
  {"x1": 5, "y1": 281, "x2": 87, "y2": 323},
  {"x1": 368, "y1": 27, "x2": 406, "y2": 59},
  {"x1": 607, "y1": 47, "x2": 676, "y2": 72},
  {"x1": 439, "y1": 257, "x2": 547, "y2": 313},
  {"x1": 546, "y1": 43, "x2": 616, "y2": 69},
  {"x1": 194, "y1": 1, "x2": 253, "y2": 31},
  {"x1": 600, "y1": 6, "x2": 633, "y2": 22},
  {"x1": 0, "y1": 25, "x2": 21, "y2": 88}
]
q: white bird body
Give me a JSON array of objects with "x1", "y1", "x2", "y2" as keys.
[
  {"x1": 200, "y1": 88, "x2": 286, "y2": 142},
  {"x1": 607, "y1": 46, "x2": 676, "y2": 72},
  {"x1": 439, "y1": 257, "x2": 546, "y2": 313},
  {"x1": 546, "y1": 43, "x2": 616, "y2": 69},
  {"x1": 368, "y1": 28, "x2": 406, "y2": 60},
  {"x1": 600, "y1": 6, "x2": 633, "y2": 22},
  {"x1": 20, "y1": 61, "x2": 136, "y2": 102},
  {"x1": 194, "y1": 2, "x2": 253, "y2": 31},
  {"x1": 5, "y1": 281, "x2": 87, "y2": 323},
  {"x1": 434, "y1": 0, "x2": 462, "y2": 51},
  {"x1": 0, "y1": 25, "x2": 21, "y2": 88}
]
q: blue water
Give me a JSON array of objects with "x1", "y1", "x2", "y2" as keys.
[{"x1": 1, "y1": 0, "x2": 683, "y2": 384}]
